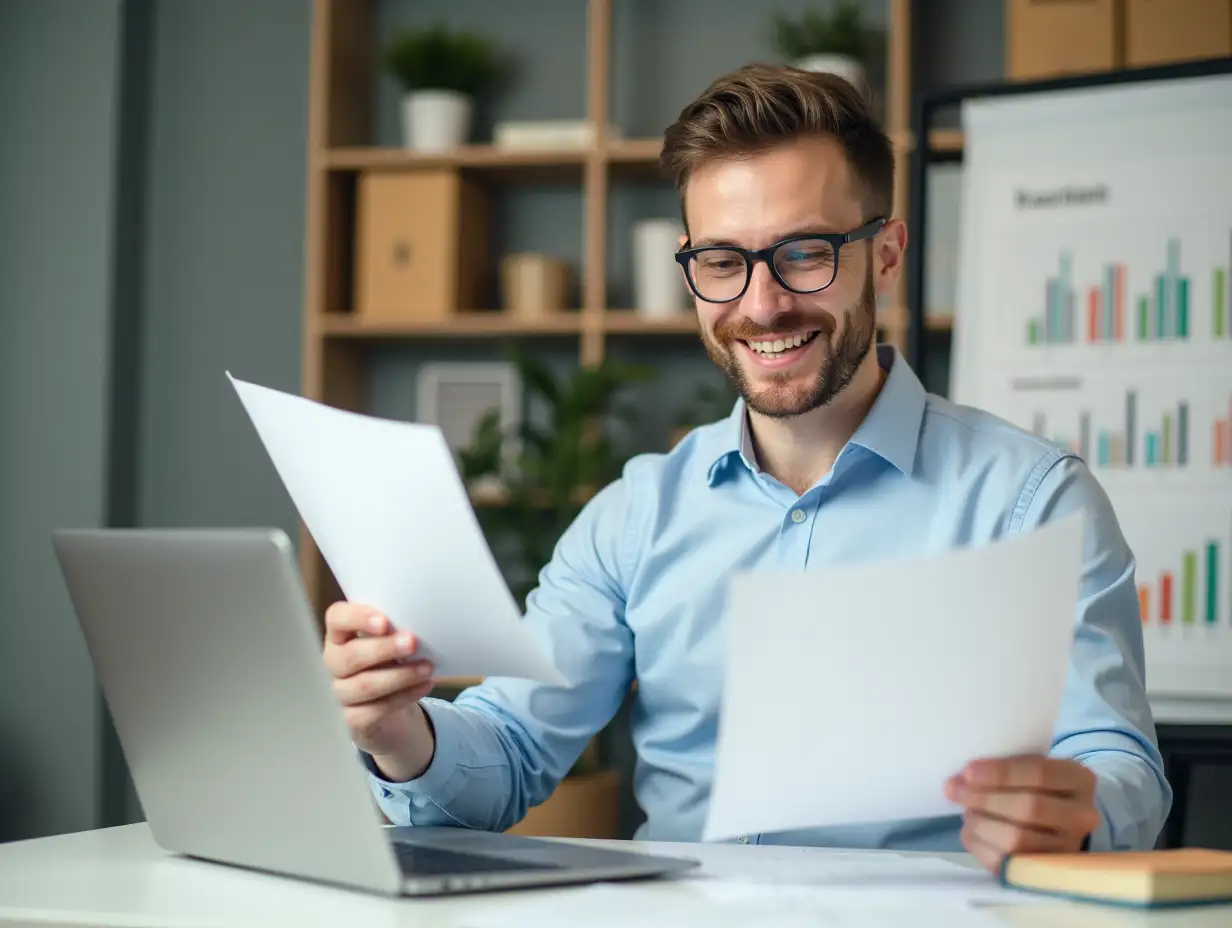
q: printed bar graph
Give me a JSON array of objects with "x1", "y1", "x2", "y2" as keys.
[
  {"x1": 1137, "y1": 529, "x2": 1225, "y2": 628},
  {"x1": 1024, "y1": 231, "x2": 1232, "y2": 347},
  {"x1": 1029, "y1": 390, "x2": 1200, "y2": 470},
  {"x1": 1214, "y1": 395, "x2": 1232, "y2": 467},
  {"x1": 1143, "y1": 398, "x2": 1190, "y2": 468}
]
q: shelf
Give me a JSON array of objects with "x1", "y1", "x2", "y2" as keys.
[
  {"x1": 316, "y1": 312, "x2": 587, "y2": 339},
  {"x1": 602, "y1": 310, "x2": 697, "y2": 334},
  {"x1": 322, "y1": 145, "x2": 590, "y2": 182},
  {"x1": 605, "y1": 139, "x2": 665, "y2": 179}
]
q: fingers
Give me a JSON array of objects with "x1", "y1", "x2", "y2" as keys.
[
  {"x1": 957, "y1": 755, "x2": 1097, "y2": 799},
  {"x1": 343, "y1": 684, "x2": 435, "y2": 743},
  {"x1": 962, "y1": 809, "x2": 1071, "y2": 863},
  {"x1": 960, "y1": 821, "x2": 1009, "y2": 874},
  {"x1": 950, "y1": 785, "x2": 1101, "y2": 839},
  {"x1": 332, "y1": 661, "x2": 436, "y2": 707},
  {"x1": 324, "y1": 602, "x2": 389, "y2": 646},
  {"x1": 325, "y1": 629, "x2": 420, "y2": 678}
]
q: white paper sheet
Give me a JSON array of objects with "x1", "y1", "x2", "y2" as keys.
[
  {"x1": 227, "y1": 374, "x2": 567, "y2": 685},
  {"x1": 702, "y1": 513, "x2": 1085, "y2": 841}
]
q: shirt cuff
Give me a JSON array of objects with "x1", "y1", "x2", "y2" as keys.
[{"x1": 360, "y1": 697, "x2": 465, "y2": 805}]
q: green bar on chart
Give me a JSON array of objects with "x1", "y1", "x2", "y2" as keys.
[
  {"x1": 1215, "y1": 268, "x2": 1227, "y2": 339},
  {"x1": 1027, "y1": 318, "x2": 1039, "y2": 345},
  {"x1": 1207, "y1": 542, "x2": 1219, "y2": 626},
  {"x1": 1178, "y1": 278, "x2": 1189, "y2": 338},
  {"x1": 1163, "y1": 413, "x2": 1172, "y2": 464},
  {"x1": 1138, "y1": 295, "x2": 1149, "y2": 340},
  {"x1": 1182, "y1": 550, "x2": 1196, "y2": 625},
  {"x1": 1156, "y1": 273, "x2": 1167, "y2": 338}
]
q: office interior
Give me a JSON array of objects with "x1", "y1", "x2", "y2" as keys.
[{"x1": 2, "y1": 0, "x2": 1231, "y2": 854}]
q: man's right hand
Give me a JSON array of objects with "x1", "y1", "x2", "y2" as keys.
[{"x1": 323, "y1": 602, "x2": 437, "y2": 782}]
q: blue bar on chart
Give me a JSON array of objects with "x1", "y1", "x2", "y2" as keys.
[
  {"x1": 1142, "y1": 237, "x2": 1190, "y2": 340},
  {"x1": 1027, "y1": 251, "x2": 1076, "y2": 345},
  {"x1": 1144, "y1": 398, "x2": 1191, "y2": 467}
]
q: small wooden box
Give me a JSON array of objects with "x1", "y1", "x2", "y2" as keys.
[
  {"x1": 1125, "y1": 0, "x2": 1232, "y2": 65},
  {"x1": 1007, "y1": 0, "x2": 1123, "y2": 80},
  {"x1": 353, "y1": 170, "x2": 488, "y2": 322}
]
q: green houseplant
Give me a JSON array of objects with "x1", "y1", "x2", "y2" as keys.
[
  {"x1": 383, "y1": 24, "x2": 509, "y2": 151},
  {"x1": 768, "y1": 1, "x2": 874, "y2": 93},
  {"x1": 457, "y1": 345, "x2": 654, "y2": 608}
]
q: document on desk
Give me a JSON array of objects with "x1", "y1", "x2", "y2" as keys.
[
  {"x1": 227, "y1": 374, "x2": 567, "y2": 685},
  {"x1": 702, "y1": 512, "x2": 1085, "y2": 842}
]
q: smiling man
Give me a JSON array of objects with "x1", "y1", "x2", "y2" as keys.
[{"x1": 324, "y1": 64, "x2": 1171, "y2": 871}]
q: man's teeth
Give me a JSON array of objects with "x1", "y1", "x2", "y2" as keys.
[{"x1": 747, "y1": 331, "x2": 816, "y2": 356}]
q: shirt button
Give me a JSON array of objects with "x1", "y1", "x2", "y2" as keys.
[{"x1": 790, "y1": 508, "x2": 806, "y2": 524}]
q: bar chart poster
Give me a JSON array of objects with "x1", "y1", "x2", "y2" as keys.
[
  {"x1": 1005, "y1": 221, "x2": 1231, "y2": 355},
  {"x1": 1004, "y1": 374, "x2": 1232, "y2": 478},
  {"x1": 1116, "y1": 496, "x2": 1232, "y2": 698},
  {"x1": 951, "y1": 71, "x2": 1232, "y2": 704}
]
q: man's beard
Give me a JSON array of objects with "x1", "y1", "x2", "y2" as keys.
[{"x1": 701, "y1": 267, "x2": 878, "y2": 419}]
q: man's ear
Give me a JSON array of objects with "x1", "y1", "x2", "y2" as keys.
[{"x1": 872, "y1": 218, "x2": 908, "y2": 297}]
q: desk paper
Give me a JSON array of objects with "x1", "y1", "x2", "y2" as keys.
[
  {"x1": 228, "y1": 374, "x2": 566, "y2": 685},
  {"x1": 702, "y1": 513, "x2": 1084, "y2": 841}
]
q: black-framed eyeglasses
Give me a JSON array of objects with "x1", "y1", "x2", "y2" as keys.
[{"x1": 673, "y1": 217, "x2": 886, "y2": 304}]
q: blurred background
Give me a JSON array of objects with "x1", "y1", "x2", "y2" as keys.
[{"x1": 2, "y1": 0, "x2": 1230, "y2": 850}]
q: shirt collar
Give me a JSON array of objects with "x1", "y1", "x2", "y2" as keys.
[{"x1": 705, "y1": 344, "x2": 927, "y2": 486}]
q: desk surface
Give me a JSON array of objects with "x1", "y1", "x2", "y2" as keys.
[{"x1": 0, "y1": 824, "x2": 1229, "y2": 927}]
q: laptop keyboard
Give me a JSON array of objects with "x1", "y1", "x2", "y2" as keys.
[{"x1": 392, "y1": 841, "x2": 558, "y2": 876}]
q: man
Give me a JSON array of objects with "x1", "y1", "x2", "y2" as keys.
[{"x1": 323, "y1": 64, "x2": 1170, "y2": 871}]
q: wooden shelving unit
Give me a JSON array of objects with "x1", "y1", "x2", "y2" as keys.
[{"x1": 299, "y1": 0, "x2": 935, "y2": 621}]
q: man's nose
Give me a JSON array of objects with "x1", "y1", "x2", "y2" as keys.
[{"x1": 739, "y1": 260, "x2": 794, "y2": 328}]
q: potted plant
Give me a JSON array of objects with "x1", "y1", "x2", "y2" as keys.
[
  {"x1": 768, "y1": 1, "x2": 875, "y2": 94},
  {"x1": 383, "y1": 24, "x2": 508, "y2": 151},
  {"x1": 456, "y1": 345, "x2": 653, "y2": 838},
  {"x1": 457, "y1": 344, "x2": 653, "y2": 605}
]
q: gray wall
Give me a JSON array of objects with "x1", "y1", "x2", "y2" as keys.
[
  {"x1": 136, "y1": 0, "x2": 309, "y2": 537},
  {"x1": 0, "y1": 0, "x2": 125, "y2": 842}
]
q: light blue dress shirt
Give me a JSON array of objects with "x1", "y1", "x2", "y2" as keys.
[{"x1": 365, "y1": 345, "x2": 1171, "y2": 852}]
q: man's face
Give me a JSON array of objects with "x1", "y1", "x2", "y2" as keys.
[{"x1": 681, "y1": 135, "x2": 887, "y2": 419}]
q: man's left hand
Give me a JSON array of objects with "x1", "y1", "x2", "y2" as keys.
[{"x1": 945, "y1": 755, "x2": 1101, "y2": 874}]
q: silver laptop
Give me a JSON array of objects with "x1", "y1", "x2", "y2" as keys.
[{"x1": 51, "y1": 527, "x2": 698, "y2": 896}]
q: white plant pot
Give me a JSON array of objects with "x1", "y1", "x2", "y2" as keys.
[
  {"x1": 401, "y1": 89, "x2": 472, "y2": 152},
  {"x1": 794, "y1": 53, "x2": 867, "y2": 94},
  {"x1": 632, "y1": 219, "x2": 689, "y2": 318}
]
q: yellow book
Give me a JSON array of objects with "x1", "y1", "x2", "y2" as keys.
[{"x1": 1000, "y1": 848, "x2": 1232, "y2": 908}]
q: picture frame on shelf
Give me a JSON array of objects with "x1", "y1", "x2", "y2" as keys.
[{"x1": 416, "y1": 361, "x2": 522, "y2": 493}]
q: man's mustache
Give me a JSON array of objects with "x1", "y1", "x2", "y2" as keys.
[{"x1": 713, "y1": 311, "x2": 836, "y2": 342}]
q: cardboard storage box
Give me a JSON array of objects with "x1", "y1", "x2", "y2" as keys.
[
  {"x1": 1125, "y1": 0, "x2": 1232, "y2": 65},
  {"x1": 1007, "y1": 0, "x2": 1123, "y2": 79},
  {"x1": 354, "y1": 170, "x2": 489, "y2": 322}
]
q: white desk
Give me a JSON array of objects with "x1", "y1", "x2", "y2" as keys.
[{"x1": 0, "y1": 824, "x2": 1228, "y2": 927}]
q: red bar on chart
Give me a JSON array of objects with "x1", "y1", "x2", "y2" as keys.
[
  {"x1": 1161, "y1": 572, "x2": 1174, "y2": 624},
  {"x1": 1217, "y1": 421, "x2": 1227, "y2": 467},
  {"x1": 1088, "y1": 287, "x2": 1099, "y2": 342},
  {"x1": 1138, "y1": 585, "x2": 1149, "y2": 623}
]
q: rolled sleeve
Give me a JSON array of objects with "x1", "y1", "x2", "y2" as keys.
[{"x1": 1018, "y1": 453, "x2": 1172, "y2": 850}]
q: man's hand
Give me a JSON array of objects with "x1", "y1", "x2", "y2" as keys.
[
  {"x1": 945, "y1": 755, "x2": 1101, "y2": 874},
  {"x1": 323, "y1": 602, "x2": 437, "y2": 780}
]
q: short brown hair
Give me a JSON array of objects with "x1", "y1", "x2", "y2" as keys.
[{"x1": 661, "y1": 63, "x2": 894, "y2": 226}]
